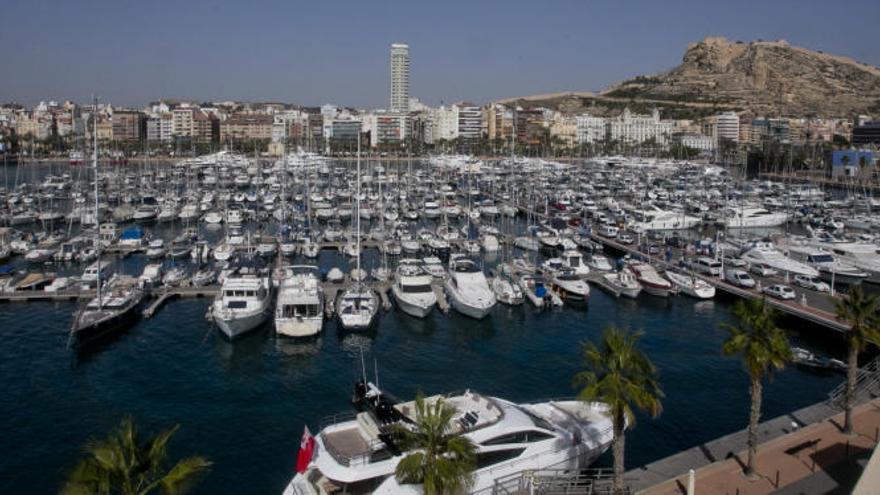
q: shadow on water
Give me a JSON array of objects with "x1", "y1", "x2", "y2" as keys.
[{"x1": 72, "y1": 327, "x2": 135, "y2": 366}]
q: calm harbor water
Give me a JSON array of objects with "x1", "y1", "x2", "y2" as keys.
[
  {"x1": 0, "y1": 160, "x2": 852, "y2": 493},
  {"x1": 0, "y1": 274, "x2": 846, "y2": 494}
]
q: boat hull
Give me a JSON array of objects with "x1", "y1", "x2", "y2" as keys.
[
  {"x1": 275, "y1": 318, "x2": 322, "y2": 338},
  {"x1": 391, "y1": 289, "x2": 435, "y2": 318},
  {"x1": 214, "y1": 307, "x2": 269, "y2": 339}
]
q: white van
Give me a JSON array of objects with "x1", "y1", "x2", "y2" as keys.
[{"x1": 692, "y1": 257, "x2": 722, "y2": 277}]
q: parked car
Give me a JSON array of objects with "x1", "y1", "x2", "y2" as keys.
[
  {"x1": 647, "y1": 244, "x2": 661, "y2": 255},
  {"x1": 725, "y1": 268, "x2": 756, "y2": 288},
  {"x1": 722, "y1": 255, "x2": 747, "y2": 268},
  {"x1": 763, "y1": 284, "x2": 796, "y2": 300},
  {"x1": 749, "y1": 263, "x2": 778, "y2": 277},
  {"x1": 692, "y1": 256, "x2": 722, "y2": 277},
  {"x1": 793, "y1": 275, "x2": 830, "y2": 292},
  {"x1": 665, "y1": 236, "x2": 685, "y2": 248},
  {"x1": 617, "y1": 233, "x2": 635, "y2": 245},
  {"x1": 646, "y1": 230, "x2": 664, "y2": 242}
]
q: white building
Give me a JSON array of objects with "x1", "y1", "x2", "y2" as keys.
[
  {"x1": 390, "y1": 43, "x2": 410, "y2": 113},
  {"x1": 457, "y1": 105, "x2": 482, "y2": 139},
  {"x1": 608, "y1": 108, "x2": 673, "y2": 146},
  {"x1": 678, "y1": 133, "x2": 715, "y2": 152},
  {"x1": 575, "y1": 115, "x2": 607, "y2": 144},
  {"x1": 715, "y1": 111, "x2": 740, "y2": 143},
  {"x1": 433, "y1": 105, "x2": 459, "y2": 141}
]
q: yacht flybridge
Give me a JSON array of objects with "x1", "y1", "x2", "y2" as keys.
[{"x1": 283, "y1": 381, "x2": 614, "y2": 495}]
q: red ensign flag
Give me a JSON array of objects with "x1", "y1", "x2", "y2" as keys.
[{"x1": 296, "y1": 426, "x2": 315, "y2": 473}]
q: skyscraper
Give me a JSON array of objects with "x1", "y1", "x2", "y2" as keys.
[{"x1": 390, "y1": 43, "x2": 410, "y2": 113}]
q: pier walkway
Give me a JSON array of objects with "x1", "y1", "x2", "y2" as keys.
[{"x1": 630, "y1": 398, "x2": 880, "y2": 494}]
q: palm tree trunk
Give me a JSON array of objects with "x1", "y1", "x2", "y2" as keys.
[
  {"x1": 844, "y1": 344, "x2": 857, "y2": 434},
  {"x1": 612, "y1": 411, "x2": 626, "y2": 495},
  {"x1": 746, "y1": 376, "x2": 762, "y2": 478}
]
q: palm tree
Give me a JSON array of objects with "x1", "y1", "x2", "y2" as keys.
[
  {"x1": 61, "y1": 417, "x2": 211, "y2": 495},
  {"x1": 393, "y1": 393, "x2": 477, "y2": 495},
  {"x1": 721, "y1": 298, "x2": 791, "y2": 478},
  {"x1": 575, "y1": 326, "x2": 663, "y2": 495},
  {"x1": 835, "y1": 285, "x2": 880, "y2": 435}
]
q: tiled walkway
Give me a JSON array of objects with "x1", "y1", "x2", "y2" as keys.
[{"x1": 635, "y1": 399, "x2": 880, "y2": 494}]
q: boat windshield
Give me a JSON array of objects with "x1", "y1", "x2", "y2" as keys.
[
  {"x1": 402, "y1": 284, "x2": 432, "y2": 293},
  {"x1": 808, "y1": 254, "x2": 834, "y2": 263}
]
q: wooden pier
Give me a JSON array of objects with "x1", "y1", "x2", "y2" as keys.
[{"x1": 142, "y1": 285, "x2": 219, "y2": 319}]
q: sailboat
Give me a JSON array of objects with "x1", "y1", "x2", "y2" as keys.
[
  {"x1": 69, "y1": 96, "x2": 144, "y2": 345},
  {"x1": 336, "y1": 133, "x2": 379, "y2": 331}
]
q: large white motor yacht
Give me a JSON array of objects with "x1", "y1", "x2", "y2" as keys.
[
  {"x1": 738, "y1": 240, "x2": 819, "y2": 278},
  {"x1": 275, "y1": 266, "x2": 324, "y2": 337},
  {"x1": 721, "y1": 207, "x2": 788, "y2": 229},
  {"x1": 282, "y1": 382, "x2": 614, "y2": 495},
  {"x1": 805, "y1": 239, "x2": 880, "y2": 285},
  {"x1": 212, "y1": 264, "x2": 272, "y2": 339},
  {"x1": 628, "y1": 206, "x2": 701, "y2": 231},
  {"x1": 779, "y1": 243, "x2": 868, "y2": 285},
  {"x1": 444, "y1": 254, "x2": 496, "y2": 319},
  {"x1": 390, "y1": 261, "x2": 436, "y2": 318}
]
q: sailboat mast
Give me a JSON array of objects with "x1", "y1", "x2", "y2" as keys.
[
  {"x1": 356, "y1": 131, "x2": 362, "y2": 278},
  {"x1": 93, "y1": 96, "x2": 102, "y2": 309}
]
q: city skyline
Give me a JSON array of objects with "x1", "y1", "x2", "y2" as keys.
[{"x1": 3, "y1": 0, "x2": 880, "y2": 108}]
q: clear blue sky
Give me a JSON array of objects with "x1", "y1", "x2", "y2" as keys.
[{"x1": 3, "y1": 0, "x2": 878, "y2": 108}]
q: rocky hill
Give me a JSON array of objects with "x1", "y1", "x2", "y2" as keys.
[{"x1": 501, "y1": 37, "x2": 880, "y2": 118}]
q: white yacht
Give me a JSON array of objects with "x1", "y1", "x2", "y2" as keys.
[
  {"x1": 336, "y1": 133, "x2": 378, "y2": 332},
  {"x1": 721, "y1": 207, "x2": 788, "y2": 229},
  {"x1": 211, "y1": 264, "x2": 272, "y2": 339},
  {"x1": 336, "y1": 286, "x2": 379, "y2": 331},
  {"x1": 559, "y1": 249, "x2": 591, "y2": 278},
  {"x1": 585, "y1": 254, "x2": 614, "y2": 272},
  {"x1": 805, "y1": 240, "x2": 880, "y2": 285},
  {"x1": 283, "y1": 383, "x2": 614, "y2": 495},
  {"x1": 390, "y1": 261, "x2": 436, "y2": 318},
  {"x1": 738, "y1": 240, "x2": 819, "y2": 278},
  {"x1": 628, "y1": 206, "x2": 701, "y2": 231},
  {"x1": 275, "y1": 266, "x2": 324, "y2": 337},
  {"x1": 132, "y1": 204, "x2": 158, "y2": 222},
  {"x1": 541, "y1": 258, "x2": 591, "y2": 301},
  {"x1": 602, "y1": 269, "x2": 642, "y2": 299},
  {"x1": 626, "y1": 260, "x2": 672, "y2": 297},
  {"x1": 780, "y1": 244, "x2": 868, "y2": 285},
  {"x1": 491, "y1": 274, "x2": 525, "y2": 306},
  {"x1": 665, "y1": 270, "x2": 715, "y2": 299},
  {"x1": 445, "y1": 255, "x2": 496, "y2": 319},
  {"x1": 80, "y1": 260, "x2": 113, "y2": 289}
]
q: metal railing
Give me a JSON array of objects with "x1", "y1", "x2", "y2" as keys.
[
  {"x1": 828, "y1": 354, "x2": 880, "y2": 409},
  {"x1": 490, "y1": 468, "x2": 633, "y2": 495}
]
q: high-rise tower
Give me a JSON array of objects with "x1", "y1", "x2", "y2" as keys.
[{"x1": 390, "y1": 43, "x2": 410, "y2": 113}]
